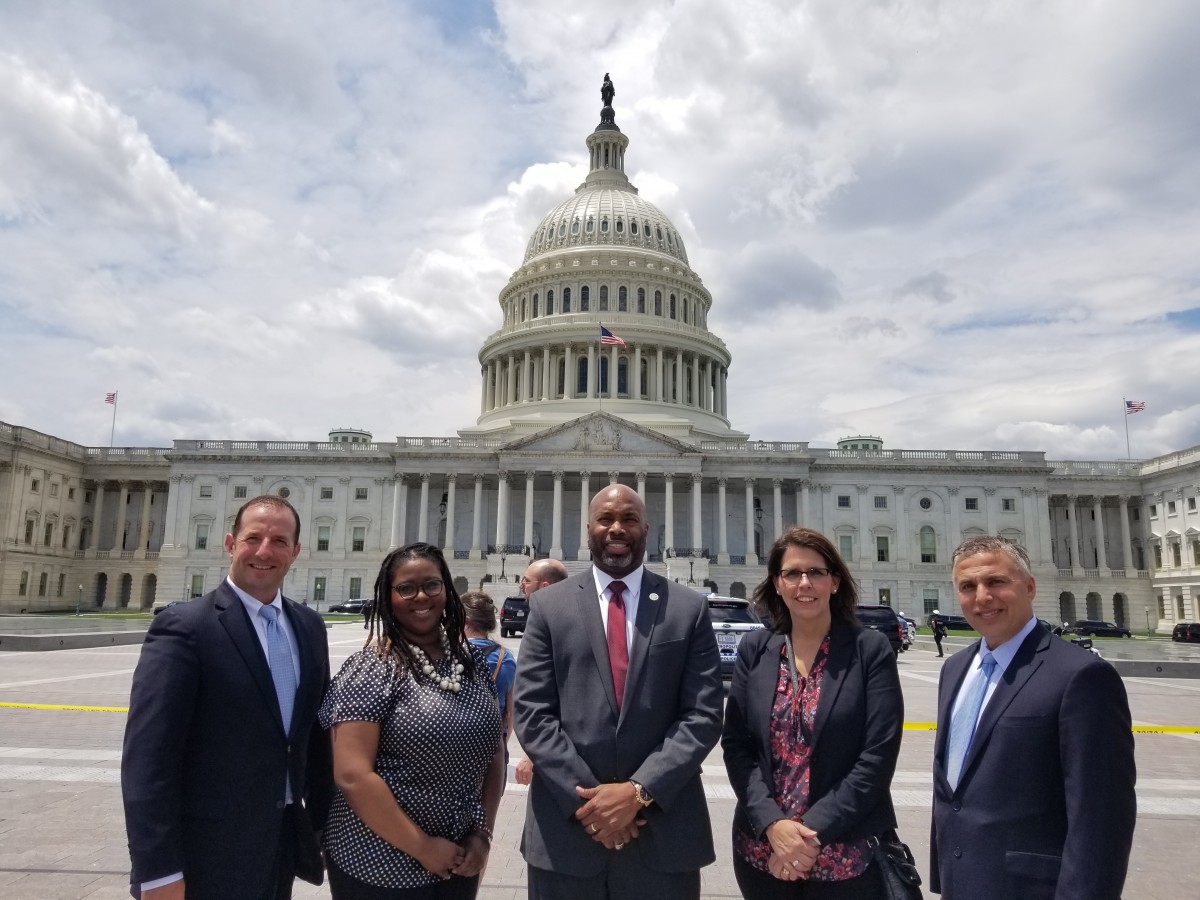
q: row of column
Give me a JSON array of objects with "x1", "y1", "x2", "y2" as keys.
[
  {"x1": 480, "y1": 344, "x2": 729, "y2": 417},
  {"x1": 1056, "y1": 494, "x2": 1141, "y2": 572},
  {"x1": 86, "y1": 481, "x2": 162, "y2": 553}
]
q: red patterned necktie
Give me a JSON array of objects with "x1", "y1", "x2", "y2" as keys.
[{"x1": 607, "y1": 580, "x2": 629, "y2": 709}]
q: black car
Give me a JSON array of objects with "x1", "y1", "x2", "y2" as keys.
[
  {"x1": 708, "y1": 595, "x2": 765, "y2": 678},
  {"x1": 929, "y1": 613, "x2": 974, "y2": 632},
  {"x1": 1172, "y1": 623, "x2": 1200, "y2": 643},
  {"x1": 328, "y1": 598, "x2": 368, "y2": 614},
  {"x1": 856, "y1": 605, "x2": 905, "y2": 656},
  {"x1": 153, "y1": 599, "x2": 188, "y2": 616},
  {"x1": 1069, "y1": 619, "x2": 1132, "y2": 638},
  {"x1": 500, "y1": 596, "x2": 529, "y2": 637}
]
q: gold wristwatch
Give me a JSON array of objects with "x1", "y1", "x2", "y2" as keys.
[{"x1": 629, "y1": 780, "x2": 654, "y2": 808}]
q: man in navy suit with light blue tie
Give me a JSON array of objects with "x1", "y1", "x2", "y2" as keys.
[
  {"x1": 122, "y1": 496, "x2": 331, "y2": 899},
  {"x1": 931, "y1": 535, "x2": 1136, "y2": 899}
]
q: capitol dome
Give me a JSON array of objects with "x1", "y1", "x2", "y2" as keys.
[{"x1": 462, "y1": 77, "x2": 744, "y2": 444}]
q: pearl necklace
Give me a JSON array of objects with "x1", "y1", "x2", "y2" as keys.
[{"x1": 408, "y1": 627, "x2": 465, "y2": 693}]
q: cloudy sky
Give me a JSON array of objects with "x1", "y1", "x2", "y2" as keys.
[{"x1": 2, "y1": 0, "x2": 1197, "y2": 460}]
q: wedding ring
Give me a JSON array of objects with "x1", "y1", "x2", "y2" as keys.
[
  {"x1": 615, "y1": 842, "x2": 625, "y2": 850},
  {"x1": 791, "y1": 859, "x2": 801, "y2": 867},
  {"x1": 590, "y1": 824, "x2": 598, "y2": 834}
]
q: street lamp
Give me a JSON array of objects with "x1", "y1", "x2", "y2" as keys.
[
  {"x1": 1144, "y1": 606, "x2": 1151, "y2": 639},
  {"x1": 76, "y1": 584, "x2": 83, "y2": 617}
]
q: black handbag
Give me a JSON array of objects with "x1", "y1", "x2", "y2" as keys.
[{"x1": 868, "y1": 832, "x2": 923, "y2": 900}]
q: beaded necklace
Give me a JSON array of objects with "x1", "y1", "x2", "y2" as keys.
[{"x1": 407, "y1": 627, "x2": 465, "y2": 693}]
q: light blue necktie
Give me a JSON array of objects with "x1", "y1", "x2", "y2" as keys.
[
  {"x1": 946, "y1": 651, "x2": 997, "y2": 789},
  {"x1": 259, "y1": 604, "x2": 297, "y2": 736}
]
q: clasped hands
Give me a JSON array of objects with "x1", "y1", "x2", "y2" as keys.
[
  {"x1": 574, "y1": 782, "x2": 647, "y2": 850},
  {"x1": 416, "y1": 831, "x2": 490, "y2": 880},
  {"x1": 764, "y1": 818, "x2": 821, "y2": 882}
]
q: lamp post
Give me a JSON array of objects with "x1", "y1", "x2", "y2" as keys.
[
  {"x1": 76, "y1": 584, "x2": 83, "y2": 617},
  {"x1": 1144, "y1": 606, "x2": 1151, "y2": 639}
]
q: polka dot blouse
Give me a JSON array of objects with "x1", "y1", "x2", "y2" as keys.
[{"x1": 318, "y1": 642, "x2": 502, "y2": 888}]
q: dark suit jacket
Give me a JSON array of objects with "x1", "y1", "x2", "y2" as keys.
[
  {"x1": 121, "y1": 582, "x2": 332, "y2": 899},
  {"x1": 930, "y1": 623, "x2": 1136, "y2": 899},
  {"x1": 513, "y1": 569, "x2": 724, "y2": 876},
  {"x1": 721, "y1": 624, "x2": 902, "y2": 846}
]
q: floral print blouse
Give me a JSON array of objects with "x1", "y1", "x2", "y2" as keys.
[{"x1": 734, "y1": 635, "x2": 872, "y2": 881}]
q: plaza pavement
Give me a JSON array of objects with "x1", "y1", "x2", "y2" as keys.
[{"x1": 1, "y1": 622, "x2": 1198, "y2": 899}]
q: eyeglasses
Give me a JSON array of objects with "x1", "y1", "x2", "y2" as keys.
[
  {"x1": 392, "y1": 579, "x2": 445, "y2": 600},
  {"x1": 518, "y1": 576, "x2": 533, "y2": 586},
  {"x1": 778, "y1": 567, "x2": 833, "y2": 585}
]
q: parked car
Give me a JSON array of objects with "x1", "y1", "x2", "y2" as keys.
[
  {"x1": 500, "y1": 596, "x2": 529, "y2": 637},
  {"x1": 1068, "y1": 619, "x2": 1132, "y2": 638},
  {"x1": 328, "y1": 598, "x2": 368, "y2": 614},
  {"x1": 856, "y1": 605, "x2": 905, "y2": 656},
  {"x1": 708, "y1": 595, "x2": 765, "y2": 678},
  {"x1": 928, "y1": 613, "x2": 974, "y2": 632},
  {"x1": 1172, "y1": 623, "x2": 1200, "y2": 643}
]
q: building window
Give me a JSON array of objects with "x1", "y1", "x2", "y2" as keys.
[
  {"x1": 618, "y1": 286, "x2": 627, "y2": 311},
  {"x1": 349, "y1": 576, "x2": 363, "y2": 599},
  {"x1": 1172, "y1": 543, "x2": 1182, "y2": 567},
  {"x1": 562, "y1": 286, "x2": 571, "y2": 312},
  {"x1": 199, "y1": 485, "x2": 213, "y2": 498},
  {"x1": 317, "y1": 526, "x2": 331, "y2": 552},
  {"x1": 190, "y1": 574, "x2": 205, "y2": 598},
  {"x1": 313, "y1": 577, "x2": 327, "y2": 604},
  {"x1": 838, "y1": 534, "x2": 853, "y2": 561},
  {"x1": 581, "y1": 285, "x2": 590, "y2": 311},
  {"x1": 1153, "y1": 545, "x2": 1163, "y2": 568},
  {"x1": 68, "y1": 487, "x2": 76, "y2": 500},
  {"x1": 1190, "y1": 497, "x2": 1197, "y2": 512},
  {"x1": 923, "y1": 589, "x2": 939, "y2": 617},
  {"x1": 920, "y1": 526, "x2": 937, "y2": 563},
  {"x1": 637, "y1": 287, "x2": 646, "y2": 313},
  {"x1": 44, "y1": 522, "x2": 54, "y2": 546},
  {"x1": 837, "y1": 495, "x2": 851, "y2": 509},
  {"x1": 546, "y1": 289, "x2": 554, "y2": 315},
  {"x1": 62, "y1": 526, "x2": 71, "y2": 549},
  {"x1": 85, "y1": 490, "x2": 94, "y2": 503},
  {"x1": 1168, "y1": 500, "x2": 1177, "y2": 515},
  {"x1": 874, "y1": 495, "x2": 887, "y2": 510},
  {"x1": 1149, "y1": 504, "x2": 1157, "y2": 517},
  {"x1": 965, "y1": 497, "x2": 979, "y2": 511},
  {"x1": 233, "y1": 486, "x2": 247, "y2": 499},
  {"x1": 654, "y1": 290, "x2": 662, "y2": 316},
  {"x1": 320, "y1": 487, "x2": 334, "y2": 500},
  {"x1": 355, "y1": 487, "x2": 368, "y2": 501},
  {"x1": 919, "y1": 497, "x2": 932, "y2": 510},
  {"x1": 1132, "y1": 507, "x2": 1140, "y2": 521},
  {"x1": 1002, "y1": 497, "x2": 1016, "y2": 512},
  {"x1": 57, "y1": 573, "x2": 65, "y2": 597},
  {"x1": 49, "y1": 483, "x2": 59, "y2": 498},
  {"x1": 38, "y1": 572, "x2": 48, "y2": 596},
  {"x1": 351, "y1": 526, "x2": 366, "y2": 552},
  {"x1": 24, "y1": 520, "x2": 34, "y2": 544},
  {"x1": 599, "y1": 285, "x2": 608, "y2": 311},
  {"x1": 878, "y1": 588, "x2": 891, "y2": 606},
  {"x1": 19, "y1": 572, "x2": 28, "y2": 596},
  {"x1": 195, "y1": 524, "x2": 209, "y2": 550},
  {"x1": 31, "y1": 478, "x2": 40, "y2": 493},
  {"x1": 876, "y1": 535, "x2": 889, "y2": 562}
]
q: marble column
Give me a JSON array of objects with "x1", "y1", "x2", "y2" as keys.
[
  {"x1": 564, "y1": 345, "x2": 574, "y2": 399},
  {"x1": 1118, "y1": 496, "x2": 1134, "y2": 570},
  {"x1": 161, "y1": 476, "x2": 181, "y2": 550},
  {"x1": 947, "y1": 487, "x2": 961, "y2": 556},
  {"x1": 115, "y1": 482, "x2": 129, "y2": 552},
  {"x1": 717, "y1": 477, "x2": 730, "y2": 565},
  {"x1": 417, "y1": 474, "x2": 430, "y2": 543},
  {"x1": 745, "y1": 477, "x2": 758, "y2": 565},
  {"x1": 772, "y1": 479, "x2": 784, "y2": 545},
  {"x1": 636, "y1": 471, "x2": 646, "y2": 501},
  {"x1": 551, "y1": 471, "x2": 564, "y2": 559},
  {"x1": 1036, "y1": 489, "x2": 1054, "y2": 565},
  {"x1": 857, "y1": 485, "x2": 870, "y2": 563},
  {"x1": 692, "y1": 474, "x2": 703, "y2": 551},
  {"x1": 89, "y1": 482, "x2": 105, "y2": 551},
  {"x1": 522, "y1": 350, "x2": 532, "y2": 402},
  {"x1": 1065, "y1": 495, "x2": 1081, "y2": 571},
  {"x1": 138, "y1": 485, "x2": 153, "y2": 550},
  {"x1": 523, "y1": 471, "x2": 535, "y2": 552},
  {"x1": 656, "y1": 347, "x2": 664, "y2": 402},
  {"x1": 894, "y1": 486, "x2": 907, "y2": 562},
  {"x1": 542, "y1": 349, "x2": 551, "y2": 401},
  {"x1": 587, "y1": 344, "x2": 596, "y2": 398},
  {"x1": 610, "y1": 344, "x2": 619, "y2": 398},
  {"x1": 494, "y1": 473, "x2": 510, "y2": 549},
  {"x1": 633, "y1": 345, "x2": 642, "y2": 400},
  {"x1": 664, "y1": 477, "x2": 675, "y2": 553},
  {"x1": 442, "y1": 476, "x2": 457, "y2": 558},
  {"x1": 984, "y1": 487, "x2": 997, "y2": 535},
  {"x1": 690, "y1": 354, "x2": 700, "y2": 407},
  {"x1": 1093, "y1": 496, "x2": 1108, "y2": 570},
  {"x1": 470, "y1": 475, "x2": 484, "y2": 559},
  {"x1": 577, "y1": 471, "x2": 591, "y2": 561}
]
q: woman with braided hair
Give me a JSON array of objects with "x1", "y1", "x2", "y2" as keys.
[{"x1": 319, "y1": 542, "x2": 505, "y2": 899}]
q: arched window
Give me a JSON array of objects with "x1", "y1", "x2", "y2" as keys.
[
  {"x1": 669, "y1": 294, "x2": 677, "y2": 319},
  {"x1": 532, "y1": 293, "x2": 539, "y2": 318},
  {"x1": 546, "y1": 289, "x2": 554, "y2": 315},
  {"x1": 637, "y1": 287, "x2": 646, "y2": 313},
  {"x1": 601, "y1": 218, "x2": 610, "y2": 234},
  {"x1": 581, "y1": 286, "x2": 590, "y2": 311},
  {"x1": 562, "y1": 287, "x2": 571, "y2": 312},
  {"x1": 654, "y1": 290, "x2": 662, "y2": 316},
  {"x1": 558, "y1": 222, "x2": 566, "y2": 238},
  {"x1": 920, "y1": 526, "x2": 937, "y2": 563},
  {"x1": 577, "y1": 358, "x2": 588, "y2": 394},
  {"x1": 616, "y1": 218, "x2": 624, "y2": 234},
  {"x1": 618, "y1": 358, "x2": 628, "y2": 395},
  {"x1": 618, "y1": 286, "x2": 628, "y2": 311},
  {"x1": 640, "y1": 358, "x2": 649, "y2": 397},
  {"x1": 599, "y1": 285, "x2": 609, "y2": 311},
  {"x1": 682, "y1": 297, "x2": 689, "y2": 323},
  {"x1": 586, "y1": 218, "x2": 594, "y2": 234},
  {"x1": 557, "y1": 358, "x2": 566, "y2": 396},
  {"x1": 630, "y1": 220, "x2": 639, "y2": 236},
  {"x1": 599, "y1": 356, "x2": 609, "y2": 393},
  {"x1": 571, "y1": 220, "x2": 580, "y2": 235}
]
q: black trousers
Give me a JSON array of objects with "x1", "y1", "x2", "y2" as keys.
[
  {"x1": 732, "y1": 854, "x2": 886, "y2": 900},
  {"x1": 527, "y1": 861, "x2": 700, "y2": 900},
  {"x1": 327, "y1": 858, "x2": 479, "y2": 900}
]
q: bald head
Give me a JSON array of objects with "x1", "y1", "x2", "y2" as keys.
[
  {"x1": 520, "y1": 558, "x2": 569, "y2": 599},
  {"x1": 587, "y1": 484, "x2": 648, "y2": 578}
]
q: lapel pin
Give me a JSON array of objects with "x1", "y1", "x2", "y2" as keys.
[{"x1": 649, "y1": 592, "x2": 660, "y2": 602}]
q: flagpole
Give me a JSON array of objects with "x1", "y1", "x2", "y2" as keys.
[
  {"x1": 1122, "y1": 397, "x2": 1131, "y2": 459},
  {"x1": 109, "y1": 393, "x2": 118, "y2": 448}
]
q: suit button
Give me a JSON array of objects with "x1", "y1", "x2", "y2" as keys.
[
  {"x1": 953, "y1": 848, "x2": 962, "y2": 858},
  {"x1": 952, "y1": 801, "x2": 961, "y2": 812},
  {"x1": 276, "y1": 800, "x2": 285, "y2": 809}
]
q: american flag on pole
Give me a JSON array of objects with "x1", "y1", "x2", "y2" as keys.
[
  {"x1": 105, "y1": 392, "x2": 118, "y2": 405},
  {"x1": 600, "y1": 325, "x2": 626, "y2": 347},
  {"x1": 1125, "y1": 400, "x2": 1145, "y2": 414}
]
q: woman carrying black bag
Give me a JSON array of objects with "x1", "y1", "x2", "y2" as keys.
[{"x1": 722, "y1": 527, "x2": 917, "y2": 899}]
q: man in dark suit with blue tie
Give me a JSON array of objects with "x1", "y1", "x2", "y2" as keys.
[
  {"x1": 121, "y1": 495, "x2": 331, "y2": 900},
  {"x1": 931, "y1": 535, "x2": 1136, "y2": 899},
  {"x1": 513, "y1": 484, "x2": 723, "y2": 900}
]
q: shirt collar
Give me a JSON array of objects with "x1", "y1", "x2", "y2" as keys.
[
  {"x1": 226, "y1": 576, "x2": 283, "y2": 618},
  {"x1": 979, "y1": 615, "x2": 1038, "y2": 674},
  {"x1": 592, "y1": 565, "x2": 644, "y2": 600}
]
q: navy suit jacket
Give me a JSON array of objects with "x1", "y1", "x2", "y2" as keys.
[
  {"x1": 931, "y1": 623, "x2": 1136, "y2": 899},
  {"x1": 513, "y1": 569, "x2": 723, "y2": 876},
  {"x1": 121, "y1": 582, "x2": 332, "y2": 899},
  {"x1": 722, "y1": 624, "x2": 902, "y2": 846}
]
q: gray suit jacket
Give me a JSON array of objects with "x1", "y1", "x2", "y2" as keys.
[
  {"x1": 930, "y1": 623, "x2": 1136, "y2": 899},
  {"x1": 513, "y1": 568, "x2": 723, "y2": 876}
]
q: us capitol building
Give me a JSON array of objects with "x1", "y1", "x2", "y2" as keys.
[{"x1": 3, "y1": 81, "x2": 1198, "y2": 631}]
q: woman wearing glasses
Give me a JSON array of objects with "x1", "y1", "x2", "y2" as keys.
[
  {"x1": 722, "y1": 527, "x2": 903, "y2": 899},
  {"x1": 319, "y1": 542, "x2": 505, "y2": 899}
]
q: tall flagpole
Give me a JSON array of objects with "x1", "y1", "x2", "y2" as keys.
[
  {"x1": 1122, "y1": 397, "x2": 1131, "y2": 459},
  {"x1": 106, "y1": 392, "x2": 119, "y2": 447}
]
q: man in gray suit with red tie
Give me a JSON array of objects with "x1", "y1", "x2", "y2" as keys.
[
  {"x1": 931, "y1": 535, "x2": 1136, "y2": 899},
  {"x1": 122, "y1": 496, "x2": 331, "y2": 900},
  {"x1": 513, "y1": 484, "x2": 723, "y2": 900}
]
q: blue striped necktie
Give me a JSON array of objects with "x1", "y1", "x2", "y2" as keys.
[
  {"x1": 259, "y1": 604, "x2": 297, "y2": 736},
  {"x1": 946, "y1": 651, "x2": 996, "y2": 789}
]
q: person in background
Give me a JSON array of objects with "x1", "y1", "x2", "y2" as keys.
[
  {"x1": 320, "y1": 542, "x2": 505, "y2": 899},
  {"x1": 462, "y1": 591, "x2": 517, "y2": 784},
  {"x1": 722, "y1": 526, "x2": 903, "y2": 899},
  {"x1": 932, "y1": 615, "x2": 947, "y2": 658},
  {"x1": 514, "y1": 558, "x2": 569, "y2": 786}
]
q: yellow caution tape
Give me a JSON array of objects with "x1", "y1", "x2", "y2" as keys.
[{"x1": 0, "y1": 701, "x2": 129, "y2": 713}]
